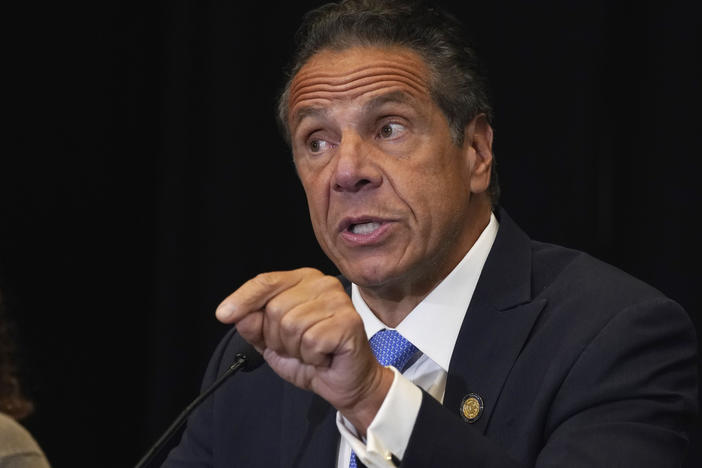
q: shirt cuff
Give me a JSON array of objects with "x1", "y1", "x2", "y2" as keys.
[{"x1": 336, "y1": 366, "x2": 423, "y2": 467}]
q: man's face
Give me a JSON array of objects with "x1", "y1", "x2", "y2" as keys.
[{"x1": 287, "y1": 46, "x2": 492, "y2": 293}]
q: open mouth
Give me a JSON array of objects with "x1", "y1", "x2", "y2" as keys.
[{"x1": 348, "y1": 221, "x2": 381, "y2": 235}]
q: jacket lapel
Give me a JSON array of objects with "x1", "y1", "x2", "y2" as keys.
[{"x1": 443, "y1": 209, "x2": 546, "y2": 434}]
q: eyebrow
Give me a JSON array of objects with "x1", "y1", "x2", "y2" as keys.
[{"x1": 290, "y1": 106, "x2": 330, "y2": 130}]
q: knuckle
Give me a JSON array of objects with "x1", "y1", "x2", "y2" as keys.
[
  {"x1": 254, "y1": 271, "x2": 279, "y2": 288},
  {"x1": 300, "y1": 328, "x2": 320, "y2": 350},
  {"x1": 265, "y1": 298, "x2": 285, "y2": 320},
  {"x1": 279, "y1": 313, "x2": 299, "y2": 336},
  {"x1": 320, "y1": 289, "x2": 349, "y2": 308},
  {"x1": 297, "y1": 267, "x2": 322, "y2": 278},
  {"x1": 317, "y1": 275, "x2": 341, "y2": 291}
]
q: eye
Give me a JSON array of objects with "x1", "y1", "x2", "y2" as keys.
[
  {"x1": 378, "y1": 122, "x2": 406, "y2": 140},
  {"x1": 308, "y1": 138, "x2": 332, "y2": 153}
]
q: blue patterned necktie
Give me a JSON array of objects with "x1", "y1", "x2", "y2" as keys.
[{"x1": 349, "y1": 329, "x2": 418, "y2": 468}]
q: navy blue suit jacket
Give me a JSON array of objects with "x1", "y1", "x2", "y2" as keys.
[{"x1": 164, "y1": 209, "x2": 697, "y2": 467}]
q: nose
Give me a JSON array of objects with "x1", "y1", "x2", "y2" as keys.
[{"x1": 332, "y1": 134, "x2": 382, "y2": 193}]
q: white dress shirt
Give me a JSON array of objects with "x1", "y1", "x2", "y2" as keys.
[{"x1": 335, "y1": 213, "x2": 499, "y2": 468}]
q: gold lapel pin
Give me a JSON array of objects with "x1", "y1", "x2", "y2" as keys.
[{"x1": 460, "y1": 393, "x2": 484, "y2": 423}]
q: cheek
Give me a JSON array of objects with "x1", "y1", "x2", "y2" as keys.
[
  {"x1": 298, "y1": 168, "x2": 332, "y2": 234},
  {"x1": 400, "y1": 158, "x2": 470, "y2": 233}
]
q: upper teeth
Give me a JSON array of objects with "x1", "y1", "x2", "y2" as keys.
[{"x1": 351, "y1": 222, "x2": 380, "y2": 234}]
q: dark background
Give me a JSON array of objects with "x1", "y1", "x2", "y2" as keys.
[{"x1": 2, "y1": 0, "x2": 700, "y2": 466}]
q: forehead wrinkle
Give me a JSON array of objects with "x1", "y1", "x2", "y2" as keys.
[
  {"x1": 292, "y1": 73, "x2": 427, "y2": 100},
  {"x1": 290, "y1": 64, "x2": 429, "y2": 109},
  {"x1": 292, "y1": 76, "x2": 427, "y2": 109},
  {"x1": 291, "y1": 61, "x2": 428, "y2": 95}
]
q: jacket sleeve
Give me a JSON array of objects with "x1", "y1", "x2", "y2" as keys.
[{"x1": 402, "y1": 299, "x2": 698, "y2": 467}]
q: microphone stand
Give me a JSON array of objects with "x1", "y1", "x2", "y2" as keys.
[{"x1": 134, "y1": 351, "x2": 253, "y2": 468}]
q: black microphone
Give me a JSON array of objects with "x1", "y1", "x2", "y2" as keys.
[{"x1": 134, "y1": 333, "x2": 264, "y2": 468}]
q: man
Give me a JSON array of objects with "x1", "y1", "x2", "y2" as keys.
[{"x1": 165, "y1": 1, "x2": 697, "y2": 466}]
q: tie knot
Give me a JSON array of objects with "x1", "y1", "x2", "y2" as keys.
[{"x1": 368, "y1": 329, "x2": 418, "y2": 371}]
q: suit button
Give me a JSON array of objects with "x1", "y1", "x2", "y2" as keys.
[{"x1": 460, "y1": 393, "x2": 484, "y2": 423}]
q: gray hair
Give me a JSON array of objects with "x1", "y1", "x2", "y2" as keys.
[{"x1": 276, "y1": 0, "x2": 500, "y2": 204}]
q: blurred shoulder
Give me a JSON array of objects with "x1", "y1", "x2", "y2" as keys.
[{"x1": 0, "y1": 412, "x2": 50, "y2": 467}]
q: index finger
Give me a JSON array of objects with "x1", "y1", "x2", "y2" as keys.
[{"x1": 215, "y1": 268, "x2": 320, "y2": 323}]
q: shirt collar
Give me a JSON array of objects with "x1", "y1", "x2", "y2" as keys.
[{"x1": 352, "y1": 212, "x2": 499, "y2": 371}]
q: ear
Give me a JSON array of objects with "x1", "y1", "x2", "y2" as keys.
[{"x1": 463, "y1": 114, "x2": 493, "y2": 194}]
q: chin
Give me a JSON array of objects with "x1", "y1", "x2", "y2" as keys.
[{"x1": 338, "y1": 258, "x2": 401, "y2": 288}]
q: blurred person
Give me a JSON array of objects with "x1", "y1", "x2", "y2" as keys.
[{"x1": 0, "y1": 291, "x2": 50, "y2": 468}]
